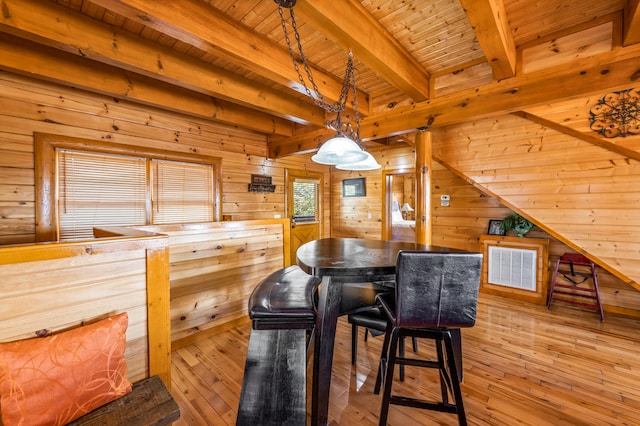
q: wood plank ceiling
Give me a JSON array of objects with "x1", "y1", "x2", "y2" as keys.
[{"x1": 0, "y1": 0, "x2": 638, "y2": 156}]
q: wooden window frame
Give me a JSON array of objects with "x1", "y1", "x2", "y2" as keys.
[{"x1": 35, "y1": 132, "x2": 222, "y2": 242}]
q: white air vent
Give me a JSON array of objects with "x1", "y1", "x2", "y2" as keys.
[{"x1": 487, "y1": 246, "x2": 537, "y2": 291}]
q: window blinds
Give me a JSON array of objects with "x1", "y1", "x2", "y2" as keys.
[
  {"x1": 58, "y1": 150, "x2": 147, "y2": 241},
  {"x1": 57, "y1": 150, "x2": 215, "y2": 240},
  {"x1": 151, "y1": 160, "x2": 214, "y2": 224}
]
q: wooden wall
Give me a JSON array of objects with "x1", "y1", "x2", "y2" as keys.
[
  {"x1": 431, "y1": 113, "x2": 640, "y2": 315},
  {"x1": 330, "y1": 144, "x2": 640, "y2": 318},
  {"x1": 2, "y1": 69, "x2": 640, "y2": 320},
  {"x1": 134, "y1": 220, "x2": 289, "y2": 350},
  {"x1": 0, "y1": 72, "x2": 331, "y2": 245},
  {"x1": 0, "y1": 230, "x2": 171, "y2": 385}
]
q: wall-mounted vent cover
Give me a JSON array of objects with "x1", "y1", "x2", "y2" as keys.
[{"x1": 487, "y1": 246, "x2": 537, "y2": 291}]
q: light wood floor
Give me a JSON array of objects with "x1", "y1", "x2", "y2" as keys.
[{"x1": 170, "y1": 294, "x2": 640, "y2": 425}]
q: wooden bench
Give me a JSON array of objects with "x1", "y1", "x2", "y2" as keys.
[
  {"x1": 237, "y1": 266, "x2": 320, "y2": 425},
  {"x1": 68, "y1": 375, "x2": 180, "y2": 426},
  {"x1": 236, "y1": 329, "x2": 307, "y2": 426}
]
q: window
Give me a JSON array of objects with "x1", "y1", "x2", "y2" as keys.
[
  {"x1": 58, "y1": 150, "x2": 147, "y2": 240},
  {"x1": 292, "y1": 179, "x2": 319, "y2": 222},
  {"x1": 35, "y1": 133, "x2": 221, "y2": 242},
  {"x1": 152, "y1": 160, "x2": 214, "y2": 225}
]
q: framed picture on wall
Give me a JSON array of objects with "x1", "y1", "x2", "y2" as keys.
[
  {"x1": 487, "y1": 219, "x2": 505, "y2": 236},
  {"x1": 342, "y1": 178, "x2": 366, "y2": 197}
]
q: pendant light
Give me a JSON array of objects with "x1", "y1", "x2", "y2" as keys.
[{"x1": 276, "y1": 1, "x2": 379, "y2": 170}]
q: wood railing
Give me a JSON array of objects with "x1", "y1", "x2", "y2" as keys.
[{"x1": 0, "y1": 227, "x2": 172, "y2": 387}]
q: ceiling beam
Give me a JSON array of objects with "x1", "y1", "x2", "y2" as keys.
[
  {"x1": 0, "y1": 35, "x2": 296, "y2": 137},
  {"x1": 624, "y1": 0, "x2": 640, "y2": 45},
  {"x1": 0, "y1": 0, "x2": 325, "y2": 126},
  {"x1": 294, "y1": 0, "x2": 431, "y2": 101},
  {"x1": 88, "y1": 0, "x2": 370, "y2": 113},
  {"x1": 272, "y1": 44, "x2": 640, "y2": 156},
  {"x1": 458, "y1": 0, "x2": 516, "y2": 80},
  {"x1": 363, "y1": 44, "x2": 640, "y2": 137}
]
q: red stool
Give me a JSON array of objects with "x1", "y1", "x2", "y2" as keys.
[{"x1": 547, "y1": 253, "x2": 604, "y2": 321}]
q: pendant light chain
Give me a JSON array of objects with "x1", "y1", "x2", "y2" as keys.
[
  {"x1": 275, "y1": 0, "x2": 379, "y2": 169},
  {"x1": 277, "y1": 6, "x2": 354, "y2": 114}
]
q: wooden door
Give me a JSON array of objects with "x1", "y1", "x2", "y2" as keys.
[{"x1": 286, "y1": 170, "x2": 323, "y2": 264}]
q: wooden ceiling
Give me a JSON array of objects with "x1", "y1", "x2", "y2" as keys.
[{"x1": 1, "y1": 0, "x2": 639, "y2": 156}]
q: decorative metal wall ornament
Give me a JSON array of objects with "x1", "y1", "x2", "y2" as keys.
[{"x1": 589, "y1": 88, "x2": 639, "y2": 138}]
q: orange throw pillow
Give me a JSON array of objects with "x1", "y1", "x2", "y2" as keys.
[{"x1": 0, "y1": 312, "x2": 132, "y2": 426}]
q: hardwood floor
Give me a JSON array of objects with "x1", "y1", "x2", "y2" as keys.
[{"x1": 170, "y1": 294, "x2": 640, "y2": 425}]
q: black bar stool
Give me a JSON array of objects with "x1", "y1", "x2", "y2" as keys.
[
  {"x1": 375, "y1": 251, "x2": 482, "y2": 426},
  {"x1": 348, "y1": 305, "x2": 418, "y2": 381}
]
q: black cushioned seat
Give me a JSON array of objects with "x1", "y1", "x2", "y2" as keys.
[{"x1": 248, "y1": 265, "x2": 321, "y2": 331}]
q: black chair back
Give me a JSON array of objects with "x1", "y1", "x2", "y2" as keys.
[{"x1": 393, "y1": 251, "x2": 482, "y2": 329}]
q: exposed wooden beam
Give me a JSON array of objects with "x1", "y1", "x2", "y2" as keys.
[
  {"x1": 272, "y1": 44, "x2": 640, "y2": 157},
  {"x1": 458, "y1": 0, "x2": 516, "y2": 80},
  {"x1": 0, "y1": 0, "x2": 325, "y2": 126},
  {"x1": 0, "y1": 35, "x2": 295, "y2": 137},
  {"x1": 88, "y1": 0, "x2": 369, "y2": 113},
  {"x1": 511, "y1": 111, "x2": 640, "y2": 162},
  {"x1": 624, "y1": 0, "x2": 640, "y2": 45},
  {"x1": 294, "y1": 0, "x2": 431, "y2": 101},
  {"x1": 362, "y1": 44, "x2": 640, "y2": 138}
]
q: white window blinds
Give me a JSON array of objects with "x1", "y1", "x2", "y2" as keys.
[
  {"x1": 151, "y1": 159, "x2": 214, "y2": 224},
  {"x1": 58, "y1": 150, "x2": 147, "y2": 241}
]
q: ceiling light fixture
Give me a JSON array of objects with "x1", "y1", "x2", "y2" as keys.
[
  {"x1": 336, "y1": 150, "x2": 381, "y2": 170},
  {"x1": 275, "y1": 0, "x2": 379, "y2": 170}
]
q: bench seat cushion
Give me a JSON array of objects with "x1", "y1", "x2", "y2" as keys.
[{"x1": 249, "y1": 266, "x2": 321, "y2": 329}]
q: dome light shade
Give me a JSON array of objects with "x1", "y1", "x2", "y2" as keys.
[
  {"x1": 336, "y1": 151, "x2": 381, "y2": 170},
  {"x1": 401, "y1": 203, "x2": 414, "y2": 212},
  {"x1": 311, "y1": 136, "x2": 368, "y2": 165}
]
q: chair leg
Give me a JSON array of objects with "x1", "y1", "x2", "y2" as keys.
[
  {"x1": 443, "y1": 331, "x2": 467, "y2": 426},
  {"x1": 547, "y1": 259, "x2": 561, "y2": 309},
  {"x1": 399, "y1": 336, "x2": 406, "y2": 381},
  {"x1": 378, "y1": 327, "x2": 400, "y2": 426},
  {"x1": 435, "y1": 339, "x2": 450, "y2": 404},
  {"x1": 351, "y1": 323, "x2": 358, "y2": 365},
  {"x1": 374, "y1": 322, "x2": 393, "y2": 395},
  {"x1": 306, "y1": 326, "x2": 315, "y2": 365},
  {"x1": 591, "y1": 263, "x2": 605, "y2": 322},
  {"x1": 412, "y1": 336, "x2": 418, "y2": 353}
]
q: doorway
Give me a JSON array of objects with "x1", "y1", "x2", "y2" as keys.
[
  {"x1": 382, "y1": 169, "x2": 416, "y2": 242},
  {"x1": 286, "y1": 169, "x2": 323, "y2": 263}
]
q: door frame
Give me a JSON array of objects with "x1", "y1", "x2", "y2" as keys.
[{"x1": 382, "y1": 168, "x2": 415, "y2": 241}]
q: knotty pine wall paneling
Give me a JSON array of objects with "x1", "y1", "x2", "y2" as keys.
[
  {"x1": 331, "y1": 142, "x2": 640, "y2": 317},
  {"x1": 331, "y1": 167, "x2": 383, "y2": 239},
  {"x1": 134, "y1": 220, "x2": 288, "y2": 349},
  {"x1": 432, "y1": 113, "x2": 640, "y2": 316},
  {"x1": 0, "y1": 72, "x2": 330, "y2": 244}
]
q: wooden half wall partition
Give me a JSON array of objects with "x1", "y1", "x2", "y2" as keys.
[
  {"x1": 0, "y1": 227, "x2": 172, "y2": 387},
  {"x1": 134, "y1": 218, "x2": 291, "y2": 350}
]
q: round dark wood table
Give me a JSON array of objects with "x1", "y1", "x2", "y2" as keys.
[{"x1": 296, "y1": 238, "x2": 467, "y2": 426}]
